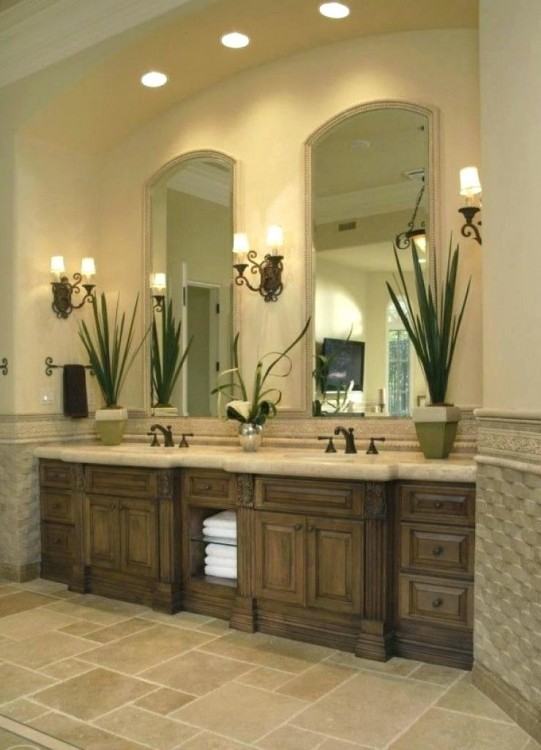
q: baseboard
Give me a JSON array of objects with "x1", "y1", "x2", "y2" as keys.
[
  {"x1": 0, "y1": 561, "x2": 40, "y2": 582},
  {"x1": 472, "y1": 662, "x2": 541, "y2": 743}
]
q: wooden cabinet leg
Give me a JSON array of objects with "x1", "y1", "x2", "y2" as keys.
[{"x1": 231, "y1": 595, "x2": 256, "y2": 632}]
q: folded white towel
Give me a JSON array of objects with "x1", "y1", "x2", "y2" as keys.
[
  {"x1": 205, "y1": 543, "x2": 237, "y2": 560},
  {"x1": 203, "y1": 511, "x2": 237, "y2": 528},
  {"x1": 205, "y1": 555, "x2": 236, "y2": 570},
  {"x1": 205, "y1": 565, "x2": 237, "y2": 580},
  {"x1": 203, "y1": 534, "x2": 237, "y2": 545}
]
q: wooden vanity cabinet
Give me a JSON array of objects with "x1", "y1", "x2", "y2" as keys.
[{"x1": 394, "y1": 481, "x2": 476, "y2": 669}]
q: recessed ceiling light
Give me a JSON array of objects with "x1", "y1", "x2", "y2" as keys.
[
  {"x1": 319, "y1": 2, "x2": 350, "y2": 19},
  {"x1": 221, "y1": 31, "x2": 250, "y2": 49},
  {"x1": 140, "y1": 71, "x2": 168, "y2": 88}
]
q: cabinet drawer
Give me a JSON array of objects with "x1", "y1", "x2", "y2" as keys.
[
  {"x1": 399, "y1": 575, "x2": 473, "y2": 629},
  {"x1": 85, "y1": 466, "x2": 157, "y2": 498},
  {"x1": 399, "y1": 484, "x2": 475, "y2": 526},
  {"x1": 255, "y1": 476, "x2": 363, "y2": 517},
  {"x1": 400, "y1": 524, "x2": 474, "y2": 578},
  {"x1": 184, "y1": 470, "x2": 235, "y2": 503},
  {"x1": 42, "y1": 522, "x2": 74, "y2": 559},
  {"x1": 42, "y1": 489, "x2": 74, "y2": 524},
  {"x1": 40, "y1": 461, "x2": 72, "y2": 489}
]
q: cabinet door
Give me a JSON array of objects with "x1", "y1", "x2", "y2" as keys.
[
  {"x1": 119, "y1": 498, "x2": 159, "y2": 578},
  {"x1": 89, "y1": 495, "x2": 120, "y2": 570},
  {"x1": 255, "y1": 512, "x2": 305, "y2": 605},
  {"x1": 306, "y1": 517, "x2": 363, "y2": 614}
]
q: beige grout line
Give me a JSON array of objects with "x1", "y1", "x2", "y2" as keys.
[
  {"x1": 430, "y1": 703, "x2": 517, "y2": 726},
  {"x1": 0, "y1": 713, "x2": 79, "y2": 750}
]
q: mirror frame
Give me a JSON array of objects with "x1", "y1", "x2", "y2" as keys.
[
  {"x1": 142, "y1": 149, "x2": 240, "y2": 417},
  {"x1": 302, "y1": 100, "x2": 441, "y2": 418}
]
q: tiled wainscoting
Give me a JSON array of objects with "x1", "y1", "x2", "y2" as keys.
[{"x1": 474, "y1": 411, "x2": 541, "y2": 743}]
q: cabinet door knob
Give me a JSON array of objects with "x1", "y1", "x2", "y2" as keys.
[
  {"x1": 307, "y1": 524, "x2": 315, "y2": 532},
  {"x1": 434, "y1": 501, "x2": 443, "y2": 509},
  {"x1": 432, "y1": 546, "x2": 444, "y2": 557},
  {"x1": 294, "y1": 524, "x2": 303, "y2": 531},
  {"x1": 110, "y1": 503, "x2": 116, "y2": 510},
  {"x1": 199, "y1": 484, "x2": 211, "y2": 491},
  {"x1": 432, "y1": 597, "x2": 444, "y2": 608}
]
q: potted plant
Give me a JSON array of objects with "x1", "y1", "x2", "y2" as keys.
[
  {"x1": 151, "y1": 300, "x2": 193, "y2": 416},
  {"x1": 213, "y1": 319, "x2": 310, "y2": 451},
  {"x1": 79, "y1": 293, "x2": 148, "y2": 445},
  {"x1": 386, "y1": 239, "x2": 471, "y2": 459}
]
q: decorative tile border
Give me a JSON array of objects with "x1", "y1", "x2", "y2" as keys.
[{"x1": 476, "y1": 409, "x2": 541, "y2": 463}]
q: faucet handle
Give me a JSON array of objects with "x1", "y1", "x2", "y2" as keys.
[
  {"x1": 147, "y1": 431, "x2": 160, "y2": 447},
  {"x1": 318, "y1": 436, "x2": 337, "y2": 454},
  {"x1": 179, "y1": 432, "x2": 194, "y2": 448},
  {"x1": 367, "y1": 437, "x2": 386, "y2": 455}
]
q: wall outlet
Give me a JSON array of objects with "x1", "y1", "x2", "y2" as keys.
[{"x1": 40, "y1": 389, "x2": 55, "y2": 407}]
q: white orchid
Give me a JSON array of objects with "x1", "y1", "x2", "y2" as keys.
[{"x1": 226, "y1": 400, "x2": 251, "y2": 422}]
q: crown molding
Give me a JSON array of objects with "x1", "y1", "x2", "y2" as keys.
[{"x1": 0, "y1": 0, "x2": 204, "y2": 89}]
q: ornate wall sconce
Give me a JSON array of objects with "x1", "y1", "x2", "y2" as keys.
[
  {"x1": 458, "y1": 166, "x2": 482, "y2": 245},
  {"x1": 149, "y1": 273, "x2": 166, "y2": 311},
  {"x1": 395, "y1": 182, "x2": 427, "y2": 255},
  {"x1": 232, "y1": 226, "x2": 285, "y2": 302},
  {"x1": 50, "y1": 256, "x2": 96, "y2": 318}
]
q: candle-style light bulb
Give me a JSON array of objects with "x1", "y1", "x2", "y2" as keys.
[
  {"x1": 150, "y1": 272, "x2": 167, "y2": 292},
  {"x1": 50, "y1": 256, "x2": 65, "y2": 280},
  {"x1": 80, "y1": 257, "x2": 96, "y2": 281},
  {"x1": 459, "y1": 166, "x2": 482, "y2": 199},
  {"x1": 233, "y1": 233, "x2": 250, "y2": 254}
]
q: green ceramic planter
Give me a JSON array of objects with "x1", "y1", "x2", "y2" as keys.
[
  {"x1": 95, "y1": 408, "x2": 128, "y2": 446},
  {"x1": 412, "y1": 406, "x2": 461, "y2": 459}
]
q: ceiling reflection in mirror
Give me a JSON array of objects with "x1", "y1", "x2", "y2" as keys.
[
  {"x1": 150, "y1": 154, "x2": 234, "y2": 417},
  {"x1": 312, "y1": 107, "x2": 430, "y2": 418}
]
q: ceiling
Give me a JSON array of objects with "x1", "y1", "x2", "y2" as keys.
[{"x1": 21, "y1": 0, "x2": 478, "y2": 153}]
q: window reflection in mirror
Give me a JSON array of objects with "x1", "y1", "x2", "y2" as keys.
[
  {"x1": 312, "y1": 107, "x2": 429, "y2": 418},
  {"x1": 150, "y1": 153, "x2": 234, "y2": 416}
]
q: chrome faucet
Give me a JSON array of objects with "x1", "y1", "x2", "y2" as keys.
[
  {"x1": 149, "y1": 424, "x2": 174, "y2": 447},
  {"x1": 334, "y1": 425, "x2": 357, "y2": 454}
]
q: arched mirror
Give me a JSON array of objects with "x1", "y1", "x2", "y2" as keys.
[
  {"x1": 308, "y1": 103, "x2": 437, "y2": 418},
  {"x1": 148, "y1": 151, "x2": 235, "y2": 416}
]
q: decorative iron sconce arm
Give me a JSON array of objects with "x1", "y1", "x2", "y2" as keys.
[
  {"x1": 458, "y1": 205, "x2": 482, "y2": 245},
  {"x1": 51, "y1": 273, "x2": 95, "y2": 319},
  {"x1": 0, "y1": 358, "x2": 7, "y2": 376},
  {"x1": 233, "y1": 250, "x2": 284, "y2": 303},
  {"x1": 152, "y1": 295, "x2": 165, "y2": 312}
]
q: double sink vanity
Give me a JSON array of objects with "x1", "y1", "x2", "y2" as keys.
[{"x1": 36, "y1": 439, "x2": 476, "y2": 670}]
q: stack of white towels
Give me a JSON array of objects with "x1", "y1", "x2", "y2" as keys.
[{"x1": 203, "y1": 510, "x2": 237, "y2": 580}]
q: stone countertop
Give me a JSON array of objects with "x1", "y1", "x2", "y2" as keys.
[{"x1": 34, "y1": 443, "x2": 476, "y2": 483}]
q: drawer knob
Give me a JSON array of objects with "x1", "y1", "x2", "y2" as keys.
[
  {"x1": 433, "y1": 501, "x2": 443, "y2": 509},
  {"x1": 199, "y1": 484, "x2": 212, "y2": 491},
  {"x1": 432, "y1": 597, "x2": 444, "y2": 608},
  {"x1": 432, "y1": 546, "x2": 444, "y2": 557}
]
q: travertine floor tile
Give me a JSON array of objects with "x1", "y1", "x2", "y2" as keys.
[
  {"x1": 0, "y1": 585, "x2": 19, "y2": 598},
  {"x1": 0, "y1": 592, "x2": 52, "y2": 619},
  {"x1": 39, "y1": 659, "x2": 94, "y2": 681},
  {"x1": 94, "y1": 705, "x2": 199, "y2": 749},
  {"x1": 67, "y1": 595, "x2": 146, "y2": 618},
  {"x1": 408, "y1": 663, "x2": 463, "y2": 686},
  {"x1": 0, "y1": 632, "x2": 93, "y2": 669},
  {"x1": 523, "y1": 740, "x2": 541, "y2": 750},
  {"x1": 257, "y1": 725, "x2": 321, "y2": 749},
  {"x1": 0, "y1": 608, "x2": 80, "y2": 641},
  {"x1": 0, "y1": 726, "x2": 47, "y2": 750},
  {"x1": 58, "y1": 621, "x2": 102, "y2": 638},
  {"x1": 326, "y1": 652, "x2": 420, "y2": 677},
  {"x1": 30, "y1": 712, "x2": 148, "y2": 750},
  {"x1": 140, "y1": 650, "x2": 253, "y2": 695},
  {"x1": 292, "y1": 669, "x2": 443, "y2": 747},
  {"x1": 172, "y1": 682, "x2": 307, "y2": 743},
  {"x1": 196, "y1": 618, "x2": 231, "y2": 635},
  {"x1": 277, "y1": 662, "x2": 355, "y2": 702},
  {"x1": 139, "y1": 610, "x2": 213, "y2": 629},
  {"x1": 388, "y1": 707, "x2": 528, "y2": 749},
  {"x1": 45, "y1": 601, "x2": 128, "y2": 627},
  {"x1": 84, "y1": 618, "x2": 154, "y2": 644},
  {"x1": 135, "y1": 687, "x2": 196, "y2": 715},
  {"x1": 436, "y1": 673, "x2": 513, "y2": 721},
  {"x1": 317, "y1": 740, "x2": 371, "y2": 750},
  {"x1": 235, "y1": 667, "x2": 293, "y2": 691},
  {"x1": 200, "y1": 631, "x2": 332, "y2": 674},
  {"x1": 0, "y1": 663, "x2": 56, "y2": 703},
  {"x1": 0, "y1": 698, "x2": 49, "y2": 722},
  {"x1": 180, "y1": 733, "x2": 250, "y2": 750},
  {"x1": 17, "y1": 580, "x2": 69, "y2": 597},
  {"x1": 79, "y1": 625, "x2": 213, "y2": 674},
  {"x1": 32, "y1": 668, "x2": 153, "y2": 720}
]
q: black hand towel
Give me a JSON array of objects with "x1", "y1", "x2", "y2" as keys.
[{"x1": 63, "y1": 365, "x2": 88, "y2": 418}]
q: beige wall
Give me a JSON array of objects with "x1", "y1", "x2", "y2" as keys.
[
  {"x1": 4, "y1": 27, "x2": 481, "y2": 416},
  {"x1": 480, "y1": 0, "x2": 541, "y2": 411},
  {"x1": 95, "y1": 28, "x2": 481, "y2": 413}
]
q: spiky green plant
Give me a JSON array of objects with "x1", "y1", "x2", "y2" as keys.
[
  {"x1": 212, "y1": 319, "x2": 311, "y2": 426},
  {"x1": 151, "y1": 300, "x2": 193, "y2": 408},
  {"x1": 386, "y1": 238, "x2": 471, "y2": 405},
  {"x1": 79, "y1": 293, "x2": 148, "y2": 408}
]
